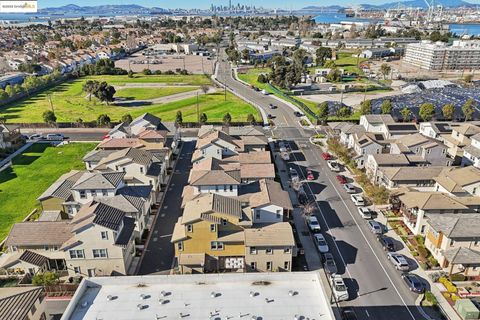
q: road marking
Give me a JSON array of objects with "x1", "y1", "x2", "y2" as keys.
[
  {"x1": 160, "y1": 233, "x2": 172, "y2": 238},
  {"x1": 163, "y1": 206, "x2": 168, "y2": 209},
  {"x1": 160, "y1": 213, "x2": 165, "y2": 218},
  {"x1": 152, "y1": 237, "x2": 158, "y2": 242},
  {"x1": 365, "y1": 310, "x2": 370, "y2": 317}
]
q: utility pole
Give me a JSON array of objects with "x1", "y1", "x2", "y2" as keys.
[
  {"x1": 196, "y1": 91, "x2": 200, "y2": 124},
  {"x1": 201, "y1": 56, "x2": 204, "y2": 74}
]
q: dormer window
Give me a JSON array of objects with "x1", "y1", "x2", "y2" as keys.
[{"x1": 79, "y1": 190, "x2": 86, "y2": 199}]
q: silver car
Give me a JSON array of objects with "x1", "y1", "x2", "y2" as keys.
[
  {"x1": 387, "y1": 252, "x2": 410, "y2": 271},
  {"x1": 368, "y1": 220, "x2": 383, "y2": 235},
  {"x1": 322, "y1": 253, "x2": 338, "y2": 274}
]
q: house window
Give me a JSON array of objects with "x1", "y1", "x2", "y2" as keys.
[
  {"x1": 92, "y1": 249, "x2": 108, "y2": 258},
  {"x1": 186, "y1": 224, "x2": 193, "y2": 232},
  {"x1": 450, "y1": 240, "x2": 455, "y2": 246},
  {"x1": 442, "y1": 149, "x2": 446, "y2": 154},
  {"x1": 11, "y1": 246, "x2": 17, "y2": 252},
  {"x1": 255, "y1": 210, "x2": 261, "y2": 219},
  {"x1": 79, "y1": 191, "x2": 86, "y2": 199},
  {"x1": 284, "y1": 247, "x2": 291, "y2": 254},
  {"x1": 222, "y1": 219, "x2": 227, "y2": 226},
  {"x1": 215, "y1": 185, "x2": 219, "y2": 192},
  {"x1": 210, "y1": 241, "x2": 224, "y2": 250},
  {"x1": 91, "y1": 190, "x2": 97, "y2": 197},
  {"x1": 284, "y1": 261, "x2": 290, "y2": 270},
  {"x1": 473, "y1": 188, "x2": 477, "y2": 195},
  {"x1": 178, "y1": 241, "x2": 183, "y2": 251},
  {"x1": 266, "y1": 248, "x2": 273, "y2": 255},
  {"x1": 474, "y1": 241, "x2": 479, "y2": 246},
  {"x1": 30, "y1": 304, "x2": 37, "y2": 315},
  {"x1": 229, "y1": 185, "x2": 233, "y2": 191},
  {"x1": 69, "y1": 250, "x2": 85, "y2": 259},
  {"x1": 123, "y1": 167, "x2": 126, "y2": 173},
  {"x1": 210, "y1": 224, "x2": 216, "y2": 232},
  {"x1": 250, "y1": 262, "x2": 256, "y2": 270},
  {"x1": 266, "y1": 261, "x2": 272, "y2": 271},
  {"x1": 224, "y1": 185, "x2": 227, "y2": 191},
  {"x1": 102, "y1": 190, "x2": 108, "y2": 196},
  {"x1": 101, "y1": 231, "x2": 108, "y2": 240},
  {"x1": 250, "y1": 247, "x2": 257, "y2": 255},
  {"x1": 73, "y1": 266, "x2": 81, "y2": 274},
  {"x1": 276, "y1": 210, "x2": 282, "y2": 219},
  {"x1": 140, "y1": 167, "x2": 144, "y2": 173}
]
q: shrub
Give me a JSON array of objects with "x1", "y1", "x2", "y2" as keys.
[
  {"x1": 417, "y1": 246, "x2": 429, "y2": 258},
  {"x1": 430, "y1": 271, "x2": 448, "y2": 283},
  {"x1": 450, "y1": 274, "x2": 466, "y2": 282},
  {"x1": 414, "y1": 235, "x2": 425, "y2": 246},
  {"x1": 428, "y1": 256, "x2": 440, "y2": 268},
  {"x1": 424, "y1": 291, "x2": 438, "y2": 305},
  {"x1": 451, "y1": 294, "x2": 460, "y2": 301},
  {"x1": 439, "y1": 277, "x2": 457, "y2": 293}
]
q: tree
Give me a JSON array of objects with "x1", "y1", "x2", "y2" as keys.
[
  {"x1": 359, "y1": 100, "x2": 372, "y2": 115},
  {"x1": 97, "y1": 114, "x2": 111, "y2": 126},
  {"x1": 442, "y1": 103, "x2": 455, "y2": 120},
  {"x1": 419, "y1": 103, "x2": 435, "y2": 121},
  {"x1": 82, "y1": 80, "x2": 99, "y2": 101},
  {"x1": 462, "y1": 98, "x2": 475, "y2": 121},
  {"x1": 32, "y1": 271, "x2": 59, "y2": 286},
  {"x1": 241, "y1": 48, "x2": 250, "y2": 62},
  {"x1": 324, "y1": 60, "x2": 336, "y2": 68},
  {"x1": 257, "y1": 73, "x2": 267, "y2": 84},
  {"x1": 326, "y1": 68, "x2": 342, "y2": 82},
  {"x1": 94, "y1": 82, "x2": 116, "y2": 104},
  {"x1": 42, "y1": 110, "x2": 56, "y2": 124},
  {"x1": 121, "y1": 114, "x2": 133, "y2": 124},
  {"x1": 400, "y1": 107, "x2": 412, "y2": 122},
  {"x1": 380, "y1": 99, "x2": 392, "y2": 115},
  {"x1": 200, "y1": 85, "x2": 210, "y2": 95},
  {"x1": 380, "y1": 63, "x2": 392, "y2": 79},
  {"x1": 223, "y1": 112, "x2": 232, "y2": 126},
  {"x1": 143, "y1": 69, "x2": 152, "y2": 75},
  {"x1": 246, "y1": 113, "x2": 256, "y2": 124},
  {"x1": 317, "y1": 101, "x2": 329, "y2": 124},
  {"x1": 5, "y1": 85, "x2": 15, "y2": 97},
  {"x1": 175, "y1": 111, "x2": 183, "y2": 127},
  {"x1": 128, "y1": 70, "x2": 134, "y2": 78},
  {"x1": 199, "y1": 113, "x2": 208, "y2": 124},
  {"x1": 315, "y1": 47, "x2": 333, "y2": 66},
  {"x1": 336, "y1": 106, "x2": 351, "y2": 118},
  {"x1": 0, "y1": 89, "x2": 8, "y2": 100}
]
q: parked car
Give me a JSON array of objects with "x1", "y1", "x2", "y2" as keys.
[
  {"x1": 314, "y1": 233, "x2": 329, "y2": 253},
  {"x1": 336, "y1": 175, "x2": 347, "y2": 184},
  {"x1": 289, "y1": 168, "x2": 299, "y2": 181},
  {"x1": 387, "y1": 253, "x2": 410, "y2": 271},
  {"x1": 378, "y1": 236, "x2": 395, "y2": 252},
  {"x1": 294, "y1": 111, "x2": 303, "y2": 117},
  {"x1": 269, "y1": 103, "x2": 277, "y2": 109},
  {"x1": 357, "y1": 207, "x2": 372, "y2": 219},
  {"x1": 351, "y1": 194, "x2": 365, "y2": 206},
  {"x1": 321, "y1": 152, "x2": 332, "y2": 160},
  {"x1": 342, "y1": 308, "x2": 358, "y2": 320},
  {"x1": 343, "y1": 183, "x2": 356, "y2": 193},
  {"x1": 327, "y1": 160, "x2": 341, "y2": 172},
  {"x1": 331, "y1": 274, "x2": 349, "y2": 302},
  {"x1": 307, "y1": 216, "x2": 321, "y2": 233},
  {"x1": 261, "y1": 89, "x2": 268, "y2": 95},
  {"x1": 368, "y1": 220, "x2": 383, "y2": 234},
  {"x1": 279, "y1": 141, "x2": 287, "y2": 153},
  {"x1": 28, "y1": 133, "x2": 44, "y2": 140},
  {"x1": 306, "y1": 169, "x2": 314, "y2": 181},
  {"x1": 46, "y1": 133, "x2": 64, "y2": 141},
  {"x1": 322, "y1": 253, "x2": 338, "y2": 274},
  {"x1": 267, "y1": 114, "x2": 274, "y2": 119},
  {"x1": 280, "y1": 152, "x2": 290, "y2": 161},
  {"x1": 401, "y1": 273, "x2": 425, "y2": 293},
  {"x1": 298, "y1": 191, "x2": 309, "y2": 205}
]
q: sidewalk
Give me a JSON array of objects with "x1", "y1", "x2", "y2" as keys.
[
  {"x1": 332, "y1": 156, "x2": 460, "y2": 320},
  {"x1": 0, "y1": 142, "x2": 32, "y2": 169}
]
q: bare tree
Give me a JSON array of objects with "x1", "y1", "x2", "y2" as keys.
[
  {"x1": 200, "y1": 85, "x2": 210, "y2": 95},
  {"x1": 300, "y1": 201, "x2": 316, "y2": 219}
]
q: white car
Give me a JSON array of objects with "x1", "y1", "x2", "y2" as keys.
[
  {"x1": 351, "y1": 194, "x2": 365, "y2": 206},
  {"x1": 261, "y1": 89, "x2": 268, "y2": 95},
  {"x1": 358, "y1": 207, "x2": 372, "y2": 219},
  {"x1": 343, "y1": 183, "x2": 356, "y2": 193},
  {"x1": 307, "y1": 216, "x2": 321, "y2": 233},
  {"x1": 387, "y1": 253, "x2": 410, "y2": 271},
  {"x1": 330, "y1": 274, "x2": 349, "y2": 302},
  {"x1": 327, "y1": 160, "x2": 340, "y2": 172},
  {"x1": 314, "y1": 234, "x2": 329, "y2": 253}
]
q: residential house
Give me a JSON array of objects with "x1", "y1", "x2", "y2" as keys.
[
  {"x1": 441, "y1": 123, "x2": 480, "y2": 163},
  {"x1": 420, "y1": 122, "x2": 453, "y2": 140},
  {"x1": 192, "y1": 130, "x2": 240, "y2": 163},
  {"x1": 0, "y1": 287, "x2": 47, "y2": 320},
  {"x1": 61, "y1": 201, "x2": 136, "y2": 277},
  {"x1": 359, "y1": 114, "x2": 395, "y2": 134},
  {"x1": 390, "y1": 133, "x2": 450, "y2": 166},
  {"x1": 425, "y1": 214, "x2": 480, "y2": 277},
  {"x1": 462, "y1": 133, "x2": 480, "y2": 168},
  {"x1": 339, "y1": 123, "x2": 365, "y2": 148},
  {"x1": 82, "y1": 149, "x2": 116, "y2": 170},
  {"x1": 69, "y1": 171, "x2": 126, "y2": 208},
  {"x1": 352, "y1": 132, "x2": 384, "y2": 168},
  {"x1": 434, "y1": 166, "x2": 480, "y2": 197},
  {"x1": 129, "y1": 113, "x2": 169, "y2": 136},
  {"x1": 383, "y1": 123, "x2": 419, "y2": 139},
  {"x1": 244, "y1": 223, "x2": 295, "y2": 272},
  {"x1": 0, "y1": 222, "x2": 72, "y2": 275},
  {"x1": 366, "y1": 153, "x2": 410, "y2": 183},
  {"x1": 188, "y1": 158, "x2": 242, "y2": 197},
  {"x1": 0, "y1": 124, "x2": 22, "y2": 149},
  {"x1": 377, "y1": 166, "x2": 446, "y2": 190}
]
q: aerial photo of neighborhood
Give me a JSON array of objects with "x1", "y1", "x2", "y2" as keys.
[{"x1": 0, "y1": 0, "x2": 480, "y2": 319}]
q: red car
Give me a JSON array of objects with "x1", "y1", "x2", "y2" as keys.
[
  {"x1": 321, "y1": 153, "x2": 332, "y2": 160},
  {"x1": 336, "y1": 175, "x2": 347, "y2": 184},
  {"x1": 306, "y1": 170, "x2": 314, "y2": 181}
]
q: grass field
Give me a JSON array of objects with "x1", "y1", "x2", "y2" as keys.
[
  {"x1": 0, "y1": 143, "x2": 95, "y2": 240},
  {"x1": 0, "y1": 75, "x2": 259, "y2": 122},
  {"x1": 115, "y1": 86, "x2": 198, "y2": 101},
  {"x1": 98, "y1": 74, "x2": 211, "y2": 85},
  {"x1": 237, "y1": 68, "x2": 272, "y2": 91}
]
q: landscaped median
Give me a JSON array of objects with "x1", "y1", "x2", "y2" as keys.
[{"x1": 0, "y1": 143, "x2": 96, "y2": 241}]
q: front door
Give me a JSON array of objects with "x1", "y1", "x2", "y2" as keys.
[{"x1": 87, "y1": 268, "x2": 95, "y2": 277}]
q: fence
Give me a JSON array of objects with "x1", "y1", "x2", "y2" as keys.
[{"x1": 267, "y1": 84, "x2": 319, "y2": 122}]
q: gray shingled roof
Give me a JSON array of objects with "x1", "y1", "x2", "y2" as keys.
[
  {"x1": 98, "y1": 195, "x2": 144, "y2": 214},
  {"x1": 0, "y1": 287, "x2": 44, "y2": 320},
  {"x1": 115, "y1": 217, "x2": 135, "y2": 246},
  {"x1": 5, "y1": 222, "x2": 72, "y2": 247},
  {"x1": 82, "y1": 149, "x2": 116, "y2": 162},
  {"x1": 212, "y1": 194, "x2": 242, "y2": 218},
  {"x1": 427, "y1": 214, "x2": 480, "y2": 239},
  {"x1": 96, "y1": 148, "x2": 153, "y2": 167},
  {"x1": 37, "y1": 170, "x2": 84, "y2": 201},
  {"x1": 93, "y1": 202, "x2": 128, "y2": 230},
  {"x1": 117, "y1": 185, "x2": 152, "y2": 199},
  {"x1": 72, "y1": 172, "x2": 125, "y2": 190},
  {"x1": 19, "y1": 250, "x2": 48, "y2": 267},
  {"x1": 444, "y1": 247, "x2": 480, "y2": 265}
]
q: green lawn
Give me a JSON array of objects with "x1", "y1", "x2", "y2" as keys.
[
  {"x1": 237, "y1": 68, "x2": 273, "y2": 91},
  {"x1": 0, "y1": 143, "x2": 96, "y2": 240},
  {"x1": 115, "y1": 86, "x2": 198, "y2": 101},
  {"x1": 99, "y1": 74, "x2": 211, "y2": 85},
  {"x1": 335, "y1": 52, "x2": 367, "y2": 74},
  {"x1": 0, "y1": 75, "x2": 258, "y2": 123}
]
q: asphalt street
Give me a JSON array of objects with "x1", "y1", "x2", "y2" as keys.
[
  {"x1": 216, "y1": 50, "x2": 426, "y2": 320},
  {"x1": 137, "y1": 141, "x2": 194, "y2": 275}
]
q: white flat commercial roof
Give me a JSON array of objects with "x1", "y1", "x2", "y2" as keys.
[{"x1": 62, "y1": 272, "x2": 335, "y2": 320}]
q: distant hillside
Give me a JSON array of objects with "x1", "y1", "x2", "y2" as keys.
[
  {"x1": 300, "y1": 0, "x2": 476, "y2": 12},
  {"x1": 39, "y1": 4, "x2": 169, "y2": 14}
]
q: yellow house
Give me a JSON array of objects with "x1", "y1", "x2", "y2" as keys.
[{"x1": 171, "y1": 193, "x2": 251, "y2": 273}]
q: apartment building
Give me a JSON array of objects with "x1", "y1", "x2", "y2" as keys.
[
  {"x1": 404, "y1": 40, "x2": 480, "y2": 71},
  {"x1": 463, "y1": 133, "x2": 480, "y2": 168},
  {"x1": 377, "y1": 166, "x2": 446, "y2": 190},
  {"x1": 441, "y1": 123, "x2": 480, "y2": 163}
]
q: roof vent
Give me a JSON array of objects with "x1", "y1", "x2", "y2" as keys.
[
  {"x1": 251, "y1": 316, "x2": 259, "y2": 320},
  {"x1": 137, "y1": 303, "x2": 148, "y2": 310},
  {"x1": 106, "y1": 295, "x2": 117, "y2": 301},
  {"x1": 140, "y1": 294, "x2": 150, "y2": 300},
  {"x1": 288, "y1": 290, "x2": 298, "y2": 297},
  {"x1": 265, "y1": 297, "x2": 274, "y2": 303},
  {"x1": 159, "y1": 299, "x2": 169, "y2": 305},
  {"x1": 210, "y1": 291, "x2": 218, "y2": 298},
  {"x1": 160, "y1": 290, "x2": 168, "y2": 297},
  {"x1": 249, "y1": 291, "x2": 258, "y2": 297}
]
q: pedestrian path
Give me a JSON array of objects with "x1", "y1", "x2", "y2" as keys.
[{"x1": 0, "y1": 142, "x2": 32, "y2": 170}]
